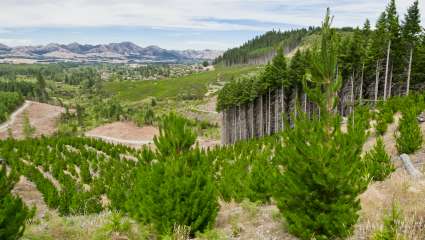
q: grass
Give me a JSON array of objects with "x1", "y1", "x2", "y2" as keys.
[{"x1": 103, "y1": 65, "x2": 260, "y2": 103}]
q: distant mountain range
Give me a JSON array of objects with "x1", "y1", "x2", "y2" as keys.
[{"x1": 0, "y1": 42, "x2": 223, "y2": 63}]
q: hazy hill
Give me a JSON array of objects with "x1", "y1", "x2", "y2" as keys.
[{"x1": 0, "y1": 42, "x2": 223, "y2": 63}]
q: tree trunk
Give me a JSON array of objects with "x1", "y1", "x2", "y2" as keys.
[
  {"x1": 350, "y1": 72, "x2": 354, "y2": 115},
  {"x1": 384, "y1": 40, "x2": 391, "y2": 101},
  {"x1": 221, "y1": 111, "x2": 225, "y2": 144},
  {"x1": 388, "y1": 64, "x2": 393, "y2": 98},
  {"x1": 406, "y1": 47, "x2": 413, "y2": 96},
  {"x1": 359, "y1": 63, "x2": 364, "y2": 104},
  {"x1": 281, "y1": 87, "x2": 284, "y2": 130},
  {"x1": 260, "y1": 95, "x2": 263, "y2": 137},
  {"x1": 275, "y1": 90, "x2": 279, "y2": 132},
  {"x1": 251, "y1": 101, "x2": 254, "y2": 138},
  {"x1": 232, "y1": 107, "x2": 236, "y2": 143},
  {"x1": 268, "y1": 89, "x2": 271, "y2": 135},
  {"x1": 374, "y1": 60, "x2": 380, "y2": 106}
]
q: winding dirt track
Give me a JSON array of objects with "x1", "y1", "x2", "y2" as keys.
[
  {"x1": 0, "y1": 101, "x2": 64, "y2": 139},
  {"x1": 0, "y1": 101, "x2": 31, "y2": 132}
]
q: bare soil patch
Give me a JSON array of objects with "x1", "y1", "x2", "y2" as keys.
[
  {"x1": 12, "y1": 176, "x2": 49, "y2": 218},
  {"x1": 86, "y1": 121, "x2": 158, "y2": 141},
  {"x1": 0, "y1": 101, "x2": 64, "y2": 139}
]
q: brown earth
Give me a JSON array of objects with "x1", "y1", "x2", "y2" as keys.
[
  {"x1": 86, "y1": 121, "x2": 158, "y2": 141},
  {"x1": 85, "y1": 121, "x2": 220, "y2": 149},
  {"x1": 0, "y1": 101, "x2": 64, "y2": 140}
]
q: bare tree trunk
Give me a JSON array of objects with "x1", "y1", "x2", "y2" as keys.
[
  {"x1": 388, "y1": 64, "x2": 393, "y2": 98},
  {"x1": 238, "y1": 105, "x2": 241, "y2": 140},
  {"x1": 281, "y1": 86, "x2": 284, "y2": 130},
  {"x1": 294, "y1": 86, "x2": 299, "y2": 120},
  {"x1": 275, "y1": 90, "x2": 279, "y2": 132},
  {"x1": 359, "y1": 63, "x2": 364, "y2": 104},
  {"x1": 406, "y1": 47, "x2": 413, "y2": 96},
  {"x1": 384, "y1": 40, "x2": 391, "y2": 101},
  {"x1": 260, "y1": 95, "x2": 263, "y2": 137},
  {"x1": 268, "y1": 89, "x2": 271, "y2": 135},
  {"x1": 374, "y1": 60, "x2": 380, "y2": 105},
  {"x1": 350, "y1": 72, "x2": 354, "y2": 115},
  {"x1": 221, "y1": 111, "x2": 225, "y2": 144},
  {"x1": 233, "y1": 107, "x2": 236, "y2": 143}
]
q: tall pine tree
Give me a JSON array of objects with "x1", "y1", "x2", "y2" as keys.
[
  {"x1": 274, "y1": 9, "x2": 369, "y2": 240},
  {"x1": 402, "y1": 0, "x2": 422, "y2": 95}
]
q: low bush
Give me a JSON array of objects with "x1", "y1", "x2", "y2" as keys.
[
  {"x1": 0, "y1": 165, "x2": 30, "y2": 240},
  {"x1": 395, "y1": 110, "x2": 423, "y2": 154},
  {"x1": 363, "y1": 137, "x2": 395, "y2": 182},
  {"x1": 127, "y1": 113, "x2": 218, "y2": 236}
]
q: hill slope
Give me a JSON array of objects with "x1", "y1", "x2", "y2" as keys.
[{"x1": 0, "y1": 42, "x2": 223, "y2": 63}]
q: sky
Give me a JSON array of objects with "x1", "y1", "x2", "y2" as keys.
[{"x1": 0, "y1": 0, "x2": 423, "y2": 50}]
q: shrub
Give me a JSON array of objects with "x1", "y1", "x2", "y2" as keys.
[
  {"x1": 274, "y1": 114, "x2": 369, "y2": 240},
  {"x1": 273, "y1": 10, "x2": 369, "y2": 240},
  {"x1": 153, "y1": 113, "x2": 197, "y2": 157},
  {"x1": 372, "y1": 203, "x2": 406, "y2": 240},
  {"x1": 0, "y1": 165, "x2": 30, "y2": 240},
  {"x1": 395, "y1": 110, "x2": 423, "y2": 154},
  {"x1": 127, "y1": 113, "x2": 218, "y2": 236},
  {"x1": 375, "y1": 104, "x2": 394, "y2": 136},
  {"x1": 126, "y1": 149, "x2": 218, "y2": 236},
  {"x1": 363, "y1": 137, "x2": 395, "y2": 182}
]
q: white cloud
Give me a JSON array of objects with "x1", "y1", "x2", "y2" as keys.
[{"x1": 0, "y1": 0, "x2": 423, "y2": 31}]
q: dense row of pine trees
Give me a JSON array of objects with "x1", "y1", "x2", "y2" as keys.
[{"x1": 217, "y1": 0, "x2": 424, "y2": 112}]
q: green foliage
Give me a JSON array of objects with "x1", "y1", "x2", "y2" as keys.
[
  {"x1": 127, "y1": 114, "x2": 218, "y2": 236},
  {"x1": 103, "y1": 65, "x2": 257, "y2": 103},
  {"x1": 274, "y1": 114, "x2": 368, "y2": 240},
  {"x1": 154, "y1": 113, "x2": 197, "y2": 157},
  {"x1": 274, "y1": 11, "x2": 369, "y2": 240},
  {"x1": 213, "y1": 137, "x2": 278, "y2": 203},
  {"x1": 216, "y1": 48, "x2": 293, "y2": 111},
  {"x1": 395, "y1": 109, "x2": 423, "y2": 154},
  {"x1": 0, "y1": 164, "x2": 30, "y2": 240},
  {"x1": 127, "y1": 148, "x2": 218, "y2": 235},
  {"x1": 363, "y1": 137, "x2": 395, "y2": 182},
  {"x1": 215, "y1": 28, "x2": 315, "y2": 66},
  {"x1": 372, "y1": 203, "x2": 406, "y2": 240},
  {"x1": 0, "y1": 91, "x2": 24, "y2": 123},
  {"x1": 132, "y1": 105, "x2": 156, "y2": 127},
  {"x1": 375, "y1": 103, "x2": 395, "y2": 136},
  {"x1": 22, "y1": 112, "x2": 36, "y2": 139}
]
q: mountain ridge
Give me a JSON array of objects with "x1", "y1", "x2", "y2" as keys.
[{"x1": 0, "y1": 42, "x2": 223, "y2": 63}]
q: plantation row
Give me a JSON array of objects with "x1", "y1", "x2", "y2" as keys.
[
  {"x1": 0, "y1": 91, "x2": 24, "y2": 123},
  {"x1": 2, "y1": 91, "x2": 424, "y2": 238},
  {"x1": 0, "y1": 136, "x2": 140, "y2": 215}
]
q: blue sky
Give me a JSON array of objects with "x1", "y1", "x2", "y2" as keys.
[{"x1": 0, "y1": 0, "x2": 423, "y2": 50}]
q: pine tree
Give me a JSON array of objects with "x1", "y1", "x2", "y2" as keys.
[
  {"x1": 384, "y1": 0, "x2": 402, "y2": 95},
  {"x1": 274, "y1": 9, "x2": 369, "y2": 240},
  {"x1": 127, "y1": 114, "x2": 218, "y2": 235},
  {"x1": 0, "y1": 164, "x2": 30, "y2": 240},
  {"x1": 396, "y1": 108, "x2": 423, "y2": 154},
  {"x1": 36, "y1": 71, "x2": 47, "y2": 102},
  {"x1": 363, "y1": 137, "x2": 395, "y2": 182},
  {"x1": 402, "y1": 0, "x2": 422, "y2": 95},
  {"x1": 153, "y1": 113, "x2": 197, "y2": 157}
]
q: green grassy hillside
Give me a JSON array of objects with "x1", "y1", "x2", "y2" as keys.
[{"x1": 103, "y1": 65, "x2": 259, "y2": 103}]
